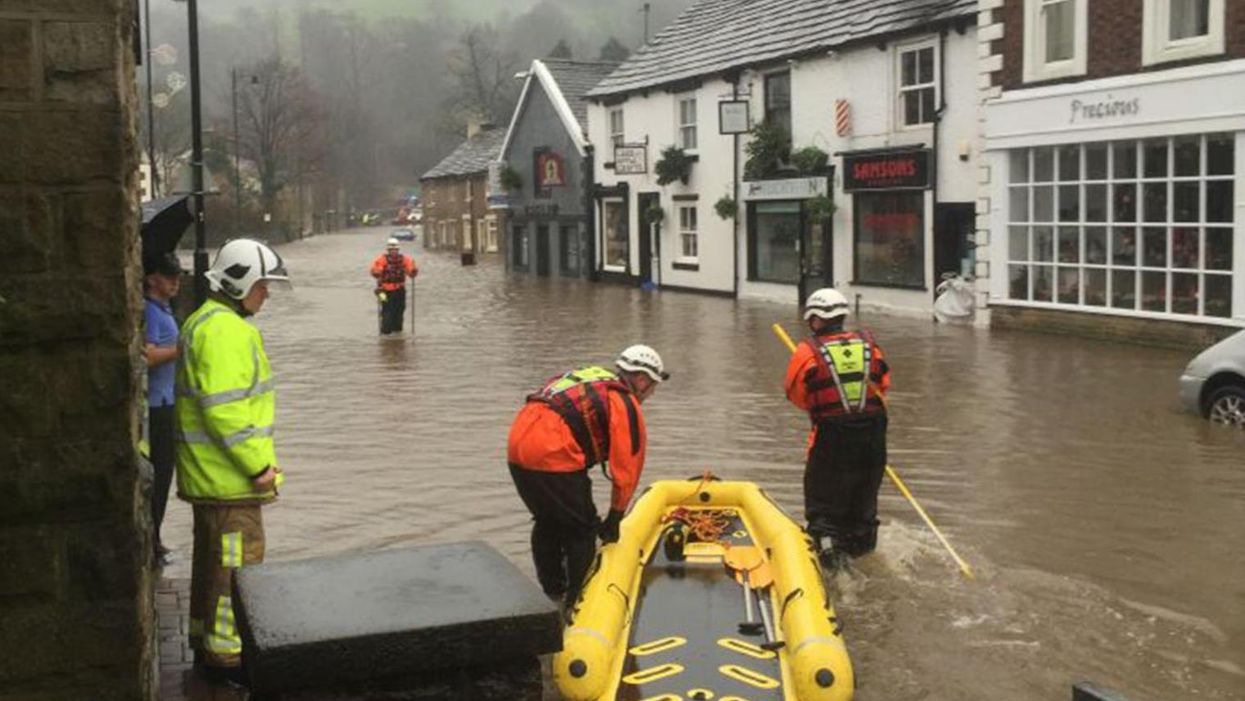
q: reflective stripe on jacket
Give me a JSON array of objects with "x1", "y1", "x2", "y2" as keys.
[
  {"x1": 175, "y1": 298, "x2": 282, "y2": 502},
  {"x1": 786, "y1": 330, "x2": 889, "y2": 423},
  {"x1": 509, "y1": 366, "x2": 647, "y2": 512}
]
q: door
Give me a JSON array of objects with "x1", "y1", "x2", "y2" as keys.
[
  {"x1": 934, "y1": 203, "x2": 975, "y2": 294},
  {"x1": 536, "y1": 223, "x2": 551, "y2": 277},
  {"x1": 637, "y1": 192, "x2": 660, "y2": 286},
  {"x1": 798, "y1": 199, "x2": 834, "y2": 307}
]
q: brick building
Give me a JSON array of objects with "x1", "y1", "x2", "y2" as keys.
[
  {"x1": 0, "y1": 1, "x2": 155, "y2": 698},
  {"x1": 419, "y1": 125, "x2": 507, "y2": 259},
  {"x1": 978, "y1": 0, "x2": 1245, "y2": 343}
]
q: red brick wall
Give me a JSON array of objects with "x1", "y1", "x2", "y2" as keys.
[{"x1": 994, "y1": 0, "x2": 1245, "y2": 90}]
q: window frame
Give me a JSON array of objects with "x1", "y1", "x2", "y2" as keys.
[
  {"x1": 763, "y1": 71, "x2": 792, "y2": 139},
  {"x1": 1022, "y1": 0, "x2": 1088, "y2": 83},
  {"x1": 852, "y1": 191, "x2": 927, "y2": 290},
  {"x1": 677, "y1": 203, "x2": 699, "y2": 263},
  {"x1": 896, "y1": 39, "x2": 939, "y2": 130},
  {"x1": 1142, "y1": 0, "x2": 1225, "y2": 66},
  {"x1": 609, "y1": 108, "x2": 625, "y2": 148},
  {"x1": 676, "y1": 94, "x2": 698, "y2": 152},
  {"x1": 1004, "y1": 135, "x2": 1236, "y2": 319}
]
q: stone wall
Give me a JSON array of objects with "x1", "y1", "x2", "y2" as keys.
[
  {"x1": 990, "y1": 305, "x2": 1235, "y2": 350},
  {"x1": 0, "y1": 0, "x2": 154, "y2": 699}
]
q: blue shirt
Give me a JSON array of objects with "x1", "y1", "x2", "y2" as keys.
[{"x1": 144, "y1": 298, "x2": 179, "y2": 407}]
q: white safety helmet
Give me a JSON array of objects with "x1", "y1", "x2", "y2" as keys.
[
  {"x1": 803, "y1": 287, "x2": 850, "y2": 321},
  {"x1": 204, "y1": 238, "x2": 290, "y2": 300},
  {"x1": 616, "y1": 344, "x2": 670, "y2": 382},
  {"x1": 386, "y1": 238, "x2": 400, "y2": 248}
]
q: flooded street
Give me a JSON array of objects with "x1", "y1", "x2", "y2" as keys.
[{"x1": 163, "y1": 229, "x2": 1244, "y2": 700}]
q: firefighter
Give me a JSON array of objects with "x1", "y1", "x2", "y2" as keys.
[
  {"x1": 508, "y1": 345, "x2": 669, "y2": 607},
  {"x1": 175, "y1": 238, "x2": 289, "y2": 685},
  {"x1": 784, "y1": 288, "x2": 891, "y2": 568},
  {"x1": 370, "y1": 238, "x2": 418, "y2": 335}
]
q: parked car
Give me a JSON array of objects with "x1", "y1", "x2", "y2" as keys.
[
  {"x1": 1179, "y1": 329, "x2": 1245, "y2": 426},
  {"x1": 391, "y1": 227, "x2": 416, "y2": 242}
]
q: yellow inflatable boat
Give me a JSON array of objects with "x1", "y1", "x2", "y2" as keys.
[{"x1": 554, "y1": 477, "x2": 853, "y2": 701}]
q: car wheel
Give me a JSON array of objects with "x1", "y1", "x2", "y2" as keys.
[{"x1": 1206, "y1": 385, "x2": 1245, "y2": 427}]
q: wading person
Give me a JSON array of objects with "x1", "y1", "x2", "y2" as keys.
[
  {"x1": 508, "y1": 345, "x2": 669, "y2": 607},
  {"x1": 784, "y1": 288, "x2": 890, "y2": 569},
  {"x1": 143, "y1": 252, "x2": 184, "y2": 566},
  {"x1": 370, "y1": 238, "x2": 418, "y2": 335},
  {"x1": 176, "y1": 239, "x2": 288, "y2": 686}
]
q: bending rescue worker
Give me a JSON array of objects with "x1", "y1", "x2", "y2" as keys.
[
  {"x1": 507, "y1": 345, "x2": 669, "y2": 607},
  {"x1": 785, "y1": 288, "x2": 891, "y2": 568},
  {"x1": 175, "y1": 238, "x2": 289, "y2": 685}
]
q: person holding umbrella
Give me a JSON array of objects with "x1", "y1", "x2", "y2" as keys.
[{"x1": 142, "y1": 251, "x2": 184, "y2": 566}]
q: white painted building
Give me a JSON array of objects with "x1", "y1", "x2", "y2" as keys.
[{"x1": 586, "y1": 0, "x2": 979, "y2": 316}]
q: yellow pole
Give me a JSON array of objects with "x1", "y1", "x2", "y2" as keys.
[{"x1": 772, "y1": 322, "x2": 975, "y2": 580}]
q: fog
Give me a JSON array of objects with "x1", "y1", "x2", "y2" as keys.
[{"x1": 138, "y1": 0, "x2": 693, "y2": 234}]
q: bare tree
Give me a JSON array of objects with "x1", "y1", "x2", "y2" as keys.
[
  {"x1": 446, "y1": 25, "x2": 522, "y2": 126},
  {"x1": 236, "y1": 56, "x2": 322, "y2": 216}
]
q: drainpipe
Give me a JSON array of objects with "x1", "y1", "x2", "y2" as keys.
[
  {"x1": 930, "y1": 27, "x2": 948, "y2": 292},
  {"x1": 731, "y1": 76, "x2": 741, "y2": 298},
  {"x1": 584, "y1": 145, "x2": 598, "y2": 282}
]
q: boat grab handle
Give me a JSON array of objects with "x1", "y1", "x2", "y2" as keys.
[{"x1": 781, "y1": 588, "x2": 804, "y2": 619}]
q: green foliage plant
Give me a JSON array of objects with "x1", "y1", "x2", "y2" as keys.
[
  {"x1": 714, "y1": 195, "x2": 738, "y2": 220},
  {"x1": 654, "y1": 146, "x2": 694, "y2": 186},
  {"x1": 500, "y1": 165, "x2": 523, "y2": 192},
  {"x1": 743, "y1": 120, "x2": 791, "y2": 180},
  {"x1": 791, "y1": 146, "x2": 829, "y2": 175},
  {"x1": 805, "y1": 194, "x2": 837, "y2": 221}
]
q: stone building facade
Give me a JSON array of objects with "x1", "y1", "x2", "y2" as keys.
[
  {"x1": 0, "y1": 0, "x2": 155, "y2": 698},
  {"x1": 419, "y1": 126, "x2": 507, "y2": 258}
]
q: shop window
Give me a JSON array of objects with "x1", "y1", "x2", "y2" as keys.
[
  {"x1": 1142, "y1": 0, "x2": 1224, "y2": 66},
  {"x1": 486, "y1": 217, "x2": 499, "y2": 253},
  {"x1": 676, "y1": 95, "x2": 697, "y2": 151},
  {"x1": 898, "y1": 42, "x2": 937, "y2": 128},
  {"x1": 750, "y1": 201, "x2": 801, "y2": 284},
  {"x1": 764, "y1": 72, "x2": 791, "y2": 141},
  {"x1": 854, "y1": 192, "x2": 925, "y2": 289},
  {"x1": 602, "y1": 199, "x2": 628, "y2": 271},
  {"x1": 1023, "y1": 0, "x2": 1087, "y2": 83},
  {"x1": 1006, "y1": 134, "x2": 1235, "y2": 318},
  {"x1": 678, "y1": 205, "x2": 698, "y2": 261}
]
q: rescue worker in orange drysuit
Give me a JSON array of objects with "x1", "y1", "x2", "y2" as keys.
[
  {"x1": 370, "y1": 238, "x2": 418, "y2": 334},
  {"x1": 508, "y1": 345, "x2": 669, "y2": 606},
  {"x1": 785, "y1": 288, "x2": 891, "y2": 568}
]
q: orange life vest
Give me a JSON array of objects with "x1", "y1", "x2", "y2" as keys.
[
  {"x1": 380, "y1": 253, "x2": 407, "y2": 286},
  {"x1": 803, "y1": 330, "x2": 888, "y2": 423},
  {"x1": 526, "y1": 366, "x2": 632, "y2": 467}
]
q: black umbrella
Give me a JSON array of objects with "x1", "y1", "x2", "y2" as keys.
[{"x1": 140, "y1": 195, "x2": 193, "y2": 259}]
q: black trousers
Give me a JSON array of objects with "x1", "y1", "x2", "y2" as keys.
[
  {"x1": 804, "y1": 415, "x2": 888, "y2": 557},
  {"x1": 508, "y1": 464, "x2": 599, "y2": 603},
  {"x1": 149, "y1": 404, "x2": 175, "y2": 549},
  {"x1": 379, "y1": 287, "x2": 406, "y2": 334}
]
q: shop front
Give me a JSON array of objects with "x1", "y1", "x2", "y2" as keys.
[
  {"x1": 742, "y1": 175, "x2": 833, "y2": 304},
  {"x1": 985, "y1": 60, "x2": 1245, "y2": 327}
]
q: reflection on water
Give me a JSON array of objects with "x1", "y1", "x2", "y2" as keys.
[{"x1": 163, "y1": 230, "x2": 1245, "y2": 700}]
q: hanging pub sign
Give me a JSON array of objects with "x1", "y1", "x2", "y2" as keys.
[
  {"x1": 842, "y1": 148, "x2": 931, "y2": 191},
  {"x1": 613, "y1": 145, "x2": 648, "y2": 175},
  {"x1": 536, "y1": 151, "x2": 567, "y2": 189}
]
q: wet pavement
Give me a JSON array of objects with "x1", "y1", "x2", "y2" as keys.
[{"x1": 160, "y1": 228, "x2": 1245, "y2": 700}]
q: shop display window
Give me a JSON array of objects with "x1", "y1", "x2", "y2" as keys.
[{"x1": 1007, "y1": 134, "x2": 1234, "y2": 317}]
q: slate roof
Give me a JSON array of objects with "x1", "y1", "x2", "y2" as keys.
[
  {"x1": 540, "y1": 59, "x2": 621, "y2": 127},
  {"x1": 587, "y1": 0, "x2": 976, "y2": 98},
  {"x1": 420, "y1": 127, "x2": 507, "y2": 180}
]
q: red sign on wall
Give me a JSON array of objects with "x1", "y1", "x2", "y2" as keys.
[
  {"x1": 536, "y1": 151, "x2": 566, "y2": 189},
  {"x1": 842, "y1": 149, "x2": 930, "y2": 191}
]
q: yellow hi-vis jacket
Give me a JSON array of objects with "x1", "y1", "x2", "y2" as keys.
[{"x1": 175, "y1": 298, "x2": 283, "y2": 503}]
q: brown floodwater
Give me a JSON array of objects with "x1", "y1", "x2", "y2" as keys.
[{"x1": 163, "y1": 229, "x2": 1245, "y2": 700}]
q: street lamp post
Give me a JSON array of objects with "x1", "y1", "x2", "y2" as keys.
[
  {"x1": 232, "y1": 67, "x2": 240, "y2": 236},
  {"x1": 176, "y1": 0, "x2": 209, "y2": 304},
  {"x1": 143, "y1": 0, "x2": 159, "y2": 198}
]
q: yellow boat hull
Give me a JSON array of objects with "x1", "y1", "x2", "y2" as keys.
[{"x1": 554, "y1": 478, "x2": 854, "y2": 701}]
